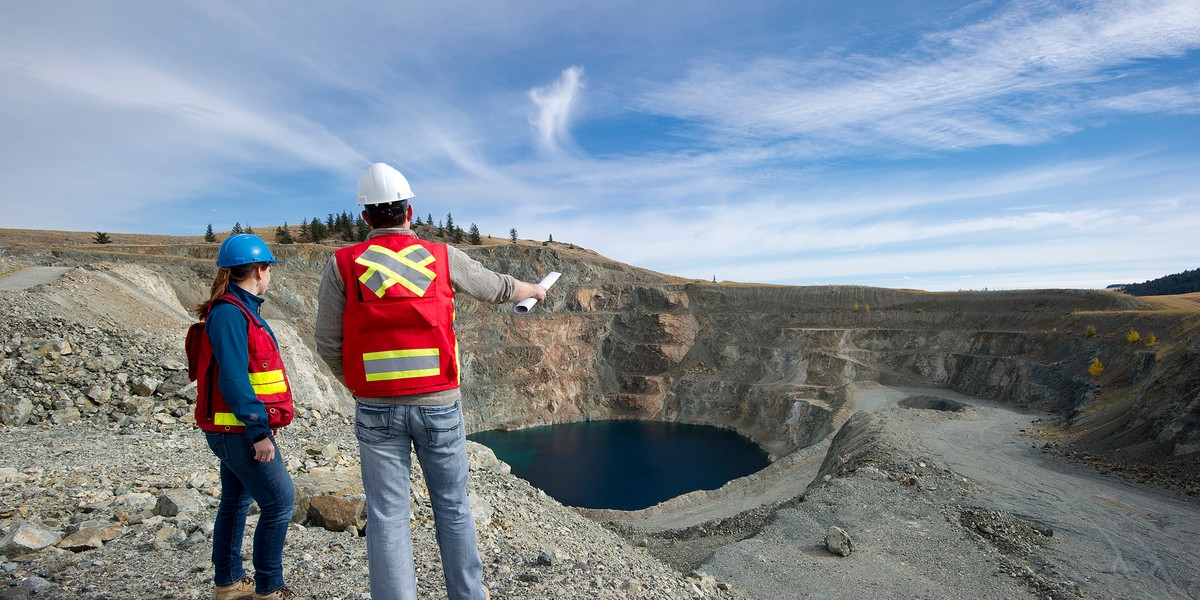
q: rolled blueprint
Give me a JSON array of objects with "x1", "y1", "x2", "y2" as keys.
[{"x1": 514, "y1": 271, "x2": 561, "y2": 314}]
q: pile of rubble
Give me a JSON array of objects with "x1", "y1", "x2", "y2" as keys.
[{"x1": 0, "y1": 299, "x2": 739, "y2": 599}]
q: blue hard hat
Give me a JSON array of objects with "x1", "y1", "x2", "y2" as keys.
[{"x1": 216, "y1": 234, "x2": 278, "y2": 268}]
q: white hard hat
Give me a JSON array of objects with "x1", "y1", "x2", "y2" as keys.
[{"x1": 357, "y1": 163, "x2": 415, "y2": 205}]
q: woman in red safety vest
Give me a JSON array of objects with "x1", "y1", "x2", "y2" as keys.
[{"x1": 193, "y1": 234, "x2": 302, "y2": 600}]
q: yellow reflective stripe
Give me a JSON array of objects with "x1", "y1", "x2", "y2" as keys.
[
  {"x1": 359, "y1": 266, "x2": 399, "y2": 299},
  {"x1": 363, "y1": 348, "x2": 439, "y2": 360},
  {"x1": 356, "y1": 255, "x2": 426, "y2": 297},
  {"x1": 252, "y1": 381, "x2": 289, "y2": 395},
  {"x1": 354, "y1": 244, "x2": 437, "y2": 298},
  {"x1": 213, "y1": 412, "x2": 245, "y2": 427},
  {"x1": 249, "y1": 369, "x2": 288, "y2": 395},
  {"x1": 362, "y1": 348, "x2": 441, "y2": 381}
]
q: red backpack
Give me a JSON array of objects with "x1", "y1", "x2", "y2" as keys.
[{"x1": 185, "y1": 320, "x2": 207, "y2": 383}]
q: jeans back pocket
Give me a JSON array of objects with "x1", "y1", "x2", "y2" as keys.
[
  {"x1": 354, "y1": 403, "x2": 394, "y2": 444},
  {"x1": 419, "y1": 401, "x2": 463, "y2": 448}
]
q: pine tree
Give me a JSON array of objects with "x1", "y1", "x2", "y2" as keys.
[
  {"x1": 445, "y1": 213, "x2": 455, "y2": 235},
  {"x1": 427, "y1": 213, "x2": 434, "y2": 228},
  {"x1": 452, "y1": 226, "x2": 464, "y2": 244},
  {"x1": 310, "y1": 216, "x2": 326, "y2": 242},
  {"x1": 245, "y1": 224, "x2": 254, "y2": 234},
  {"x1": 355, "y1": 216, "x2": 369, "y2": 241},
  {"x1": 275, "y1": 223, "x2": 294, "y2": 244},
  {"x1": 469, "y1": 224, "x2": 481, "y2": 245},
  {"x1": 548, "y1": 234, "x2": 554, "y2": 243},
  {"x1": 204, "y1": 224, "x2": 217, "y2": 243},
  {"x1": 437, "y1": 220, "x2": 445, "y2": 238},
  {"x1": 509, "y1": 228, "x2": 518, "y2": 243},
  {"x1": 93, "y1": 231, "x2": 112, "y2": 244},
  {"x1": 232, "y1": 222, "x2": 243, "y2": 234},
  {"x1": 298, "y1": 221, "x2": 310, "y2": 243}
]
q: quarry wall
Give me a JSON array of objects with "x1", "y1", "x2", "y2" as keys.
[{"x1": 2, "y1": 239, "x2": 1196, "y2": 468}]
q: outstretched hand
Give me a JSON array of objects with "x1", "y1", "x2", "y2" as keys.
[{"x1": 515, "y1": 280, "x2": 547, "y2": 303}]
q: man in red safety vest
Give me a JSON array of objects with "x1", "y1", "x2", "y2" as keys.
[{"x1": 315, "y1": 163, "x2": 546, "y2": 600}]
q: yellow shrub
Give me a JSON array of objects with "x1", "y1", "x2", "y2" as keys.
[
  {"x1": 1084, "y1": 325, "x2": 1096, "y2": 338},
  {"x1": 1088, "y1": 358, "x2": 1104, "y2": 377},
  {"x1": 1144, "y1": 332, "x2": 1157, "y2": 345},
  {"x1": 1126, "y1": 329, "x2": 1140, "y2": 343},
  {"x1": 864, "y1": 303, "x2": 872, "y2": 313}
]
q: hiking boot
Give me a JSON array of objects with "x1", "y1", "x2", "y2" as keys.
[
  {"x1": 254, "y1": 587, "x2": 301, "y2": 600},
  {"x1": 213, "y1": 575, "x2": 255, "y2": 600}
]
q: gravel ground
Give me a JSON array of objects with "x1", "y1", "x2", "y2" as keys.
[{"x1": 0, "y1": 417, "x2": 738, "y2": 600}]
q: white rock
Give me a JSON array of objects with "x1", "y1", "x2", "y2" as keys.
[{"x1": 825, "y1": 525, "x2": 854, "y2": 557}]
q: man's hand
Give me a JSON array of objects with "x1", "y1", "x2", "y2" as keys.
[{"x1": 514, "y1": 281, "x2": 547, "y2": 303}]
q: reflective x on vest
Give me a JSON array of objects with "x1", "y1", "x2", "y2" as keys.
[
  {"x1": 355, "y1": 244, "x2": 437, "y2": 298},
  {"x1": 363, "y1": 348, "x2": 440, "y2": 381}
]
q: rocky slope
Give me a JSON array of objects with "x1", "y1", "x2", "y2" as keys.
[{"x1": 1, "y1": 229, "x2": 1198, "y2": 599}]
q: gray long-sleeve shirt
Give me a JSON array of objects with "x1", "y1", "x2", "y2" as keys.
[{"x1": 314, "y1": 227, "x2": 516, "y2": 406}]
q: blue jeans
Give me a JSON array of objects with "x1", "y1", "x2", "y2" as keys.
[
  {"x1": 205, "y1": 432, "x2": 295, "y2": 594},
  {"x1": 355, "y1": 400, "x2": 485, "y2": 600}
]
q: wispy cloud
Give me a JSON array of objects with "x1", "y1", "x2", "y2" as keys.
[
  {"x1": 0, "y1": 1, "x2": 1195, "y2": 291},
  {"x1": 1096, "y1": 84, "x2": 1200, "y2": 114},
  {"x1": 529, "y1": 66, "x2": 586, "y2": 157},
  {"x1": 638, "y1": 0, "x2": 1200, "y2": 155}
]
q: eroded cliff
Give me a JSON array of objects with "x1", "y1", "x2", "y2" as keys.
[{"x1": 2, "y1": 232, "x2": 1197, "y2": 485}]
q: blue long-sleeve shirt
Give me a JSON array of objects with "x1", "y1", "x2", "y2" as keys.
[{"x1": 206, "y1": 282, "x2": 279, "y2": 441}]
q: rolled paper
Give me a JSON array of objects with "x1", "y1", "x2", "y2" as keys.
[{"x1": 514, "y1": 272, "x2": 561, "y2": 314}]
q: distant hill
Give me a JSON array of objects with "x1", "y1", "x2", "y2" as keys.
[{"x1": 1118, "y1": 267, "x2": 1200, "y2": 296}]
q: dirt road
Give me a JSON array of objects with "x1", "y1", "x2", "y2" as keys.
[
  {"x1": 698, "y1": 386, "x2": 1200, "y2": 599},
  {"x1": 0, "y1": 267, "x2": 69, "y2": 291},
  {"x1": 914, "y1": 387, "x2": 1200, "y2": 599}
]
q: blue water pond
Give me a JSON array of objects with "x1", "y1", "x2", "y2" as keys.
[{"x1": 469, "y1": 420, "x2": 770, "y2": 511}]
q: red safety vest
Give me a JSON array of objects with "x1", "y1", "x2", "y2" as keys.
[
  {"x1": 193, "y1": 294, "x2": 294, "y2": 433},
  {"x1": 334, "y1": 233, "x2": 458, "y2": 397}
]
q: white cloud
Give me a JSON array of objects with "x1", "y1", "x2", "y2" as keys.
[
  {"x1": 638, "y1": 0, "x2": 1200, "y2": 155},
  {"x1": 1096, "y1": 84, "x2": 1200, "y2": 114},
  {"x1": 529, "y1": 66, "x2": 585, "y2": 156}
]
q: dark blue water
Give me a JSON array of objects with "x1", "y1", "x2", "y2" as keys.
[{"x1": 468, "y1": 420, "x2": 769, "y2": 511}]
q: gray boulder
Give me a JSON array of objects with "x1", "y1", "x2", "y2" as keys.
[
  {"x1": 1, "y1": 521, "x2": 62, "y2": 558},
  {"x1": 825, "y1": 525, "x2": 854, "y2": 557},
  {"x1": 153, "y1": 488, "x2": 203, "y2": 517}
]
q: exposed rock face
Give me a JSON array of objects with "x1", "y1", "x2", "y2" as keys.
[{"x1": 2, "y1": 242, "x2": 1196, "y2": 484}]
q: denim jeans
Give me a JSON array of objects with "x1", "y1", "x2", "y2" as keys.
[
  {"x1": 205, "y1": 431, "x2": 295, "y2": 594},
  {"x1": 355, "y1": 399, "x2": 485, "y2": 600}
]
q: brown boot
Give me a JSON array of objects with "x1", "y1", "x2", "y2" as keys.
[
  {"x1": 213, "y1": 575, "x2": 255, "y2": 600},
  {"x1": 254, "y1": 587, "x2": 301, "y2": 600}
]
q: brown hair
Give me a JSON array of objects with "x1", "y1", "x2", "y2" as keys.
[
  {"x1": 193, "y1": 263, "x2": 265, "y2": 319},
  {"x1": 364, "y1": 199, "x2": 409, "y2": 229}
]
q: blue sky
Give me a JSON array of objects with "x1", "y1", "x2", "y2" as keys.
[{"x1": 2, "y1": 0, "x2": 1198, "y2": 291}]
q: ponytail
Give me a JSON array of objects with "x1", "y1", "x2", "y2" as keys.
[
  {"x1": 195, "y1": 269, "x2": 232, "y2": 319},
  {"x1": 194, "y1": 263, "x2": 263, "y2": 319}
]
